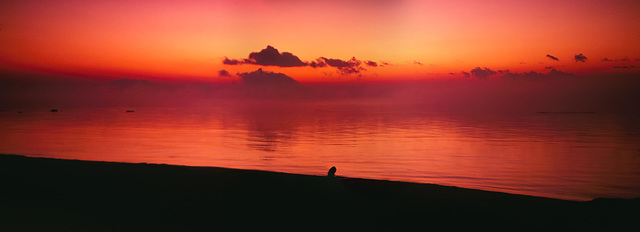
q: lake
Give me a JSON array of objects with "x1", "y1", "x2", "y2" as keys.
[{"x1": 1, "y1": 100, "x2": 639, "y2": 201}]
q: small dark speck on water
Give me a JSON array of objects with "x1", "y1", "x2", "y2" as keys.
[
  {"x1": 51, "y1": 109, "x2": 58, "y2": 112},
  {"x1": 126, "y1": 110, "x2": 135, "y2": 113}
]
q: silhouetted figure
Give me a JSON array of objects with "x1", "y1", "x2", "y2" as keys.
[{"x1": 327, "y1": 166, "x2": 337, "y2": 177}]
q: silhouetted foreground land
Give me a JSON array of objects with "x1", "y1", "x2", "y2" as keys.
[{"x1": 1, "y1": 154, "x2": 638, "y2": 231}]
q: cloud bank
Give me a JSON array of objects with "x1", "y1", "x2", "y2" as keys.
[
  {"x1": 469, "y1": 67, "x2": 497, "y2": 78},
  {"x1": 238, "y1": 68, "x2": 300, "y2": 87},
  {"x1": 502, "y1": 69, "x2": 575, "y2": 80},
  {"x1": 613, "y1": 65, "x2": 637, "y2": 69},
  {"x1": 459, "y1": 66, "x2": 576, "y2": 80},
  {"x1": 602, "y1": 57, "x2": 631, "y2": 62}
]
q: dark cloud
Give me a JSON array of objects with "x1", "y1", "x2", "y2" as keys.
[
  {"x1": 309, "y1": 57, "x2": 370, "y2": 75},
  {"x1": 413, "y1": 61, "x2": 423, "y2": 65},
  {"x1": 237, "y1": 68, "x2": 300, "y2": 87},
  {"x1": 223, "y1": 57, "x2": 244, "y2": 65},
  {"x1": 502, "y1": 68, "x2": 575, "y2": 80},
  {"x1": 461, "y1": 71, "x2": 471, "y2": 78},
  {"x1": 218, "y1": 69, "x2": 231, "y2": 77},
  {"x1": 317, "y1": 57, "x2": 365, "y2": 74},
  {"x1": 574, "y1": 53, "x2": 588, "y2": 62},
  {"x1": 613, "y1": 65, "x2": 637, "y2": 69},
  {"x1": 504, "y1": 71, "x2": 544, "y2": 79},
  {"x1": 470, "y1": 67, "x2": 497, "y2": 79},
  {"x1": 364, "y1": 60, "x2": 378, "y2": 67},
  {"x1": 248, "y1": 45, "x2": 307, "y2": 67},
  {"x1": 546, "y1": 54, "x2": 559, "y2": 61},
  {"x1": 308, "y1": 59, "x2": 327, "y2": 68},
  {"x1": 380, "y1": 62, "x2": 390, "y2": 67},
  {"x1": 547, "y1": 69, "x2": 575, "y2": 76},
  {"x1": 603, "y1": 57, "x2": 631, "y2": 62},
  {"x1": 223, "y1": 46, "x2": 306, "y2": 67},
  {"x1": 545, "y1": 66, "x2": 554, "y2": 69},
  {"x1": 223, "y1": 45, "x2": 379, "y2": 75},
  {"x1": 449, "y1": 73, "x2": 455, "y2": 75}
]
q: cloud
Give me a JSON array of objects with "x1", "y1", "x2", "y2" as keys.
[
  {"x1": 613, "y1": 65, "x2": 637, "y2": 69},
  {"x1": 223, "y1": 57, "x2": 244, "y2": 65},
  {"x1": 545, "y1": 66, "x2": 554, "y2": 69},
  {"x1": 248, "y1": 45, "x2": 307, "y2": 67},
  {"x1": 574, "y1": 53, "x2": 588, "y2": 62},
  {"x1": 603, "y1": 57, "x2": 631, "y2": 62},
  {"x1": 546, "y1": 54, "x2": 559, "y2": 61},
  {"x1": 218, "y1": 69, "x2": 231, "y2": 77},
  {"x1": 364, "y1": 60, "x2": 378, "y2": 67},
  {"x1": 316, "y1": 57, "x2": 365, "y2": 75},
  {"x1": 504, "y1": 71, "x2": 544, "y2": 79},
  {"x1": 237, "y1": 68, "x2": 300, "y2": 87},
  {"x1": 469, "y1": 67, "x2": 497, "y2": 79},
  {"x1": 502, "y1": 68, "x2": 575, "y2": 80},
  {"x1": 413, "y1": 61, "x2": 423, "y2": 65},
  {"x1": 222, "y1": 45, "x2": 380, "y2": 76},
  {"x1": 308, "y1": 59, "x2": 326, "y2": 68},
  {"x1": 461, "y1": 71, "x2": 471, "y2": 78},
  {"x1": 223, "y1": 45, "x2": 306, "y2": 67}
]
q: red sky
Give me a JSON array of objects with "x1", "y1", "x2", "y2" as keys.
[{"x1": 1, "y1": 0, "x2": 639, "y2": 83}]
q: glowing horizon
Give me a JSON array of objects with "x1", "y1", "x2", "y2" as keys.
[{"x1": 1, "y1": 0, "x2": 639, "y2": 83}]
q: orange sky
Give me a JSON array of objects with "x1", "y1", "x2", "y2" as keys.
[{"x1": 1, "y1": 0, "x2": 639, "y2": 83}]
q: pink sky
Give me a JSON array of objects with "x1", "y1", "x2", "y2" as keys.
[{"x1": 1, "y1": 0, "x2": 639, "y2": 82}]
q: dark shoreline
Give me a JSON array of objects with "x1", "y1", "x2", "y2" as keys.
[{"x1": 1, "y1": 154, "x2": 638, "y2": 231}]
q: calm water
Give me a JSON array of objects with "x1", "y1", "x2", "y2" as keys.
[{"x1": 1, "y1": 100, "x2": 639, "y2": 201}]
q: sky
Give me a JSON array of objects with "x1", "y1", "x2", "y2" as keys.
[{"x1": 1, "y1": 0, "x2": 639, "y2": 83}]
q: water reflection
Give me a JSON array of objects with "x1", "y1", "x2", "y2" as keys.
[{"x1": 0, "y1": 101, "x2": 639, "y2": 201}]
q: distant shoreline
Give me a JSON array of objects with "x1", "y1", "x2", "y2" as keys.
[{"x1": 1, "y1": 154, "x2": 638, "y2": 231}]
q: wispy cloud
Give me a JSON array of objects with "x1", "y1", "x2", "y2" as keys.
[
  {"x1": 602, "y1": 57, "x2": 631, "y2": 62},
  {"x1": 613, "y1": 65, "x2": 637, "y2": 69},
  {"x1": 546, "y1": 54, "x2": 559, "y2": 61},
  {"x1": 502, "y1": 68, "x2": 575, "y2": 80}
]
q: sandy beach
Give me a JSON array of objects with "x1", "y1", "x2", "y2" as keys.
[{"x1": 1, "y1": 154, "x2": 637, "y2": 231}]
